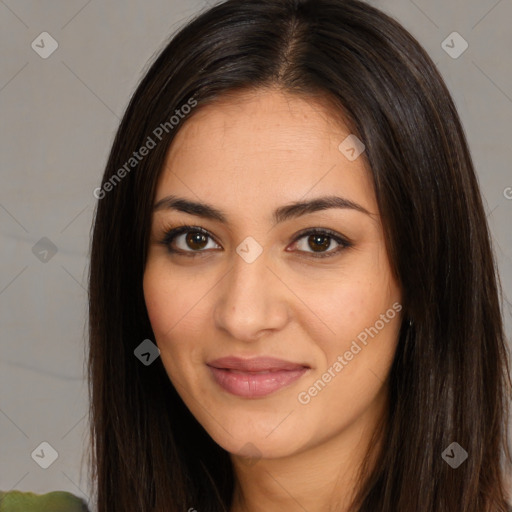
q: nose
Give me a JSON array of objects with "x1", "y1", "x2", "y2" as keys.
[{"x1": 213, "y1": 249, "x2": 290, "y2": 342}]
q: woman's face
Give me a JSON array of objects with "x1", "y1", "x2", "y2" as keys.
[{"x1": 144, "y1": 88, "x2": 402, "y2": 461}]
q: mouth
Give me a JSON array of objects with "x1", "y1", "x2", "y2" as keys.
[{"x1": 206, "y1": 356, "x2": 311, "y2": 398}]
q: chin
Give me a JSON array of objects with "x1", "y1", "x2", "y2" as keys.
[{"x1": 201, "y1": 415, "x2": 309, "y2": 461}]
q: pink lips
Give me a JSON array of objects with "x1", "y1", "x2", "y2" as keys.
[{"x1": 207, "y1": 356, "x2": 310, "y2": 398}]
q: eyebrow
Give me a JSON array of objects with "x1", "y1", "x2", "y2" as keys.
[{"x1": 153, "y1": 194, "x2": 374, "y2": 225}]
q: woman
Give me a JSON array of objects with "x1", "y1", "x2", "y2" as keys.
[{"x1": 88, "y1": 0, "x2": 512, "y2": 511}]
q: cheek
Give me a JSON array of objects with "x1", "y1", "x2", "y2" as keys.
[
  {"x1": 295, "y1": 238, "x2": 398, "y2": 338},
  {"x1": 306, "y1": 274, "x2": 398, "y2": 346},
  {"x1": 297, "y1": 296, "x2": 401, "y2": 437},
  {"x1": 143, "y1": 262, "x2": 211, "y2": 369},
  {"x1": 143, "y1": 263, "x2": 194, "y2": 337},
  {"x1": 299, "y1": 259, "x2": 402, "y2": 404},
  {"x1": 143, "y1": 267, "x2": 169, "y2": 335},
  {"x1": 143, "y1": 266, "x2": 191, "y2": 377}
]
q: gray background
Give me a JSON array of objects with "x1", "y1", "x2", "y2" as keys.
[{"x1": 0, "y1": 0, "x2": 510, "y2": 510}]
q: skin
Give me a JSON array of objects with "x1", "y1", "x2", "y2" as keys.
[{"x1": 143, "y1": 87, "x2": 403, "y2": 512}]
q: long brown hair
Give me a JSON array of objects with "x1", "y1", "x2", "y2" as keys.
[{"x1": 88, "y1": 0, "x2": 512, "y2": 510}]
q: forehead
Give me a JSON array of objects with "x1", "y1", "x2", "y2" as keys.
[{"x1": 155, "y1": 88, "x2": 377, "y2": 220}]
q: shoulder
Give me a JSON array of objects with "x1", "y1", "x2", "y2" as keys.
[{"x1": 0, "y1": 490, "x2": 89, "y2": 511}]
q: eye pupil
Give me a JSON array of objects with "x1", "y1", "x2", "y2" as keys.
[
  {"x1": 186, "y1": 232, "x2": 208, "y2": 250},
  {"x1": 309, "y1": 234, "x2": 330, "y2": 252}
]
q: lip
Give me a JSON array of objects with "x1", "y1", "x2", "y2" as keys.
[{"x1": 207, "y1": 356, "x2": 310, "y2": 398}]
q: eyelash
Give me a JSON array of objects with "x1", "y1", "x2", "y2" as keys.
[{"x1": 157, "y1": 223, "x2": 353, "y2": 259}]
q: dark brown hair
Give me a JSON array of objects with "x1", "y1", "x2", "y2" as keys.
[{"x1": 88, "y1": 0, "x2": 512, "y2": 510}]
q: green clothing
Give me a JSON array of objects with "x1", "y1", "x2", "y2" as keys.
[{"x1": 0, "y1": 490, "x2": 89, "y2": 512}]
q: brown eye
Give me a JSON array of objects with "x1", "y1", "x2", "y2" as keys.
[
  {"x1": 160, "y1": 226, "x2": 220, "y2": 255},
  {"x1": 307, "y1": 234, "x2": 332, "y2": 252},
  {"x1": 185, "y1": 231, "x2": 209, "y2": 250},
  {"x1": 290, "y1": 229, "x2": 352, "y2": 259},
  {"x1": 160, "y1": 225, "x2": 352, "y2": 259}
]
